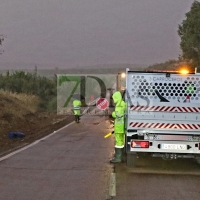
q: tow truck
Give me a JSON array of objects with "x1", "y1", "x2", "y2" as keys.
[{"x1": 124, "y1": 68, "x2": 200, "y2": 167}]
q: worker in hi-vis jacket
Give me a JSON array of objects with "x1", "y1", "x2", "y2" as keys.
[
  {"x1": 73, "y1": 99, "x2": 82, "y2": 123},
  {"x1": 110, "y1": 91, "x2": 126, "y2": 163}
]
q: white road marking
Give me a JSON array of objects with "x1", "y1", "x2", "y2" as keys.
[
  {"x1": 109, "y1": 172, "x2": 116, "y2": 197},
  {"x1": 0, "y1": 121, "x2": 75, "y2": 161}
]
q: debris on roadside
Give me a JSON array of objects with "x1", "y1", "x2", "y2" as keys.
[{"x1": 8, "y1": 132, "x2": 25, "y2": 139}]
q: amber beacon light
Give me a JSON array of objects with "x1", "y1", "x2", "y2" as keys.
[{"x1": 179, "y1": 69, "x2": 189, "y2": 74}]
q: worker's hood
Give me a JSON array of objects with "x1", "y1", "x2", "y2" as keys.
[{"x1": 112, "y1": 91, "x2": 122, "y2": 104}]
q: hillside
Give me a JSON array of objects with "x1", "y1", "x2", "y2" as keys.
[
  {"x1": 0, "y1": 63, "x2": 147, "y2": 77},
  {"x1": 0, "y1": 90, "x2": 73, "y2": 155}
]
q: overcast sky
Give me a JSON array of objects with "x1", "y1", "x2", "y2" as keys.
[{"x1": 0, "y1": 0, "x2": 196, "y2": 69}]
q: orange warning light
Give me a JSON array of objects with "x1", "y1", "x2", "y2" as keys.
[
  {"x1": 121, "y1": 72, "x2": 126, "y2": 78},
  {"x1": 180, "y1": 69, "x2": 189, "y2": 74}
]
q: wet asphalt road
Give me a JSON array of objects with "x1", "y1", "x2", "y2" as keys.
[
  {"x1": 1, "y1": 115, "x2": 200, "y2": 200},
  {"x1": 0, "y1": 115, "x2": 114, "y2": 200},
  {"x1": 114, "y1": 153, "x2": 200, "y2": 200}
]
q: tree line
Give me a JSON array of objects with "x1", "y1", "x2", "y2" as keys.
[
  {"x1": 147, "y1": 1, "x2": 200, "y2": 72},
  {"x1": 0, "y1": 71, "x2": 57, "y2": 111},
  {"x1": 178, "y1": 1, "x2": 200, "y2": 71}
]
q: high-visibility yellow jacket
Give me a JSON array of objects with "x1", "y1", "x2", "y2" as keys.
[
  {"x1": 73, "y1": 99, "x2": 82, "y2": 115},
  {"x1": 112, "y1": 91, "x2": 126, "y2": 133}
]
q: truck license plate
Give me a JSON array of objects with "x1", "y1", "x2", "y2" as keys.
[{"x1": 161, "y1": 144, "x2": 187, "y2": 150}]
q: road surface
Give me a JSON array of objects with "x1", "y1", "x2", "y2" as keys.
[
  {"x1": 114, "y1": 152, "x2": 200, "y2": 200},
  {"x1": 0, "y1": 115, "x2": 114, "y2": 200},
  {"x1": 1, "y1": 115, "x2": 200, "y2": 200}
]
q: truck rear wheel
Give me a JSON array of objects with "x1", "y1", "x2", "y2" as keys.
[
  {"x1": 195, "y1": 156, "x2": 200, "y2": 166},
  {"x1": 126, "y1": 153, "x2": 137, "y2": 168}
]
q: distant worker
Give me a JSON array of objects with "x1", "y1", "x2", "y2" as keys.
[
  {"x1": 73, "y1": 99, "x2": 82, "y2": 123},
  {"x1": 110, "y1": 91, "x2": 126, "y2": 163}
]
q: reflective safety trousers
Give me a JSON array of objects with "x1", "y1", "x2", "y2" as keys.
[
  {"x1": 113, "y1": 114, "x2": 125, "y2": 148},
  {"x1": 115, "y1": 132, "x2": 125, "y2": 148}
]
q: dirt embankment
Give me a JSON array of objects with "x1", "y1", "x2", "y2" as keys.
[{"x1": 0, "y1": 91, "x2": 73, "y2": 156}]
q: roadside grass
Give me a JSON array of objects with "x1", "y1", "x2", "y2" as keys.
[
  {"x1": 0, "y1": 89, "x2": 73, "y2": 155},
  {"x1": 0, "y1": 90, "x2": 40, "y2": 121}
]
